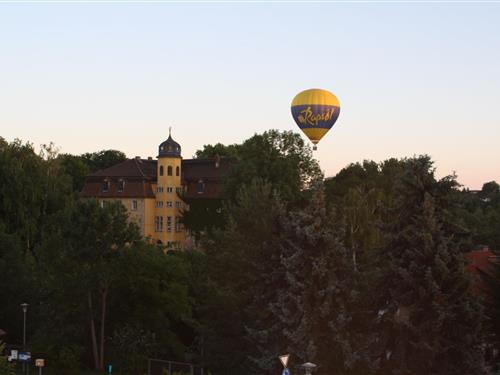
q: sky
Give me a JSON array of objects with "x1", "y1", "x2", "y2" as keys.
[{"x1": 1, "y1": 1, "x2": 499, "y2": 189}]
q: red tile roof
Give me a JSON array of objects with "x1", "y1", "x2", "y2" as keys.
[
  {"x1": 464, "y1": 248, "x2": 499, "y2": 296},
  {"x1": 81, "y1": 157, "x2": 234, "y2": 199},
  {"x1": 90, "y1": 158, "x2": 157, "y2": 178}
]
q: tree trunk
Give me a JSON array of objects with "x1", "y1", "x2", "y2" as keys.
[
  {"x1": 88, "y1": 292, "x2": 100, "y2": 370},
  {"x1": 99, "y1": 281, "x2": 109, "y2": 370}
]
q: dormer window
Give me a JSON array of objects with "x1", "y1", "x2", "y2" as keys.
[
  {"x1": 102, "y1": 179, "x2": 110, "y2": 192},
  {"x1": 118, "y1": 179, "x2": 125, "y2": 192},
  {"x1": 167, "y1": 166, "x2": 173, "y2": 176}
]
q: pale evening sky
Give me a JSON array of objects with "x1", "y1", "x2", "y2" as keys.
[{"x1": 1, "y1": 2, "x2": 499, "y2": 189}]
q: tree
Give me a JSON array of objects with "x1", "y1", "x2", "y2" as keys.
[
  {"x1": 81, "y1": 150, "x2": 127, "y2": 172},
  {"x1": 0, "y1": 231, "x2": 33, "y2": 347},
  {"x1": 0, "y1": 139, "x2": 72, "y2": 258},
  {"x1": 194, "y1": 143, "x2": 239, "y2": 159},
  {"x1": 0, "y1": 341, "x2": 14, "y2": 375},
  {"x1": 39, "y1": 199, "x2": 141, "y2": 371},
  {"x1": 480, "y1": 181, "x2": 500, "y2": 202},
  {"x1": 57, "y1": 153, "x2": 91, "y2": 192},
  {"x1": 200, "y1": 179, "x2": 287, "y2": 374},
  {"x1": 477, "y1": 261, "x2": 500, "y2": 370},
  {"x1": 186, "y1": 130, "x2": 322, "y2": 237},
  {"x1": 272, "y1": 185, "x2": 364, "y2": 375},
  {"x1": 109, "y1": 243, "x2": 191, "y2": 366},
  {"x1": 375, "y1": 156, "x2": 484, "y2": 375},
  {"x1": 181, "y1": 198, "x2": 226, "y2": 241},
  {"x1": 195, "y1": 130, "x2": 322, "y2": 204}
]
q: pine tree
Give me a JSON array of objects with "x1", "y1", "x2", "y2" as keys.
[
  {"x1": 203, "y1": 179, "x2": 287, "y2": 374},
  {"x1": 272, "y1": 184, "x2": 361, "y2": 375},
  {"x1": 375, "y1": 156, "x2": 484, "y2": 375}
]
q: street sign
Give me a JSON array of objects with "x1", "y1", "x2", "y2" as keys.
[
  {"x1": 10, "y1": 350, "x2": 18, "y2": 360},
  {"x1": 18, "y1": 351, "x2": 31, "y2": 362},
  {"x1": 279, "y1": 354, "x2": 290, "y2": 368},
  {"x1": 35, "y1": 359, "x2": 45, "y2": 367}
]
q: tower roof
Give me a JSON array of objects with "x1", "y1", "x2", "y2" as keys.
[{"x1": 158, "y1": 130, "x2": 181, "y2": 158}]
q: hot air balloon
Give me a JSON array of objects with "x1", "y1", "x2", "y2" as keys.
[{"x1": 291, "y1": 88, "x2": 340, "y2": 150}]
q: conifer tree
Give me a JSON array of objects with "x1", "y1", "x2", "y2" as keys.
[
  {"x1": 203, "y1": 179, "x2": 286, "y2": 374},
  {"x1": 375, "y1": 156, "x2": 484, "y2": 375},
  {"x1": 272, "y1": 185, "x2": 361, "y2": 375}
]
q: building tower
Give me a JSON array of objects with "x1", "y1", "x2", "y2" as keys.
[{"x1": 154, "y1": 130, "x2": 186, "y2": 249}]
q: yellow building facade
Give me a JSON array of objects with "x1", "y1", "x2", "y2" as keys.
[
  {"x1": 81, "y1": 132, "x2": 231, "y2": 250},
  {"x1": 151, "y1": 134, "x2": 186, "y2": 248},
  {"x1": 82, "y1": 133, "x2": 186, "y2": 249}
]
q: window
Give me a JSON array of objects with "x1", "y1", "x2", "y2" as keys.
[
  {"x1": 159, "y1": 166, "x2": 164, "y2": 176},
  {"x1": 176, "y1": 187, "x2": 183, "y2": 194},
  {"x1": 197, "y1": 180, "x2": 205, "y2": 194},
  {"x1": 175, "y1": 216, "x2": 182, "y2": 232},
  {"x1": 131, "y1": 200, "x2": 138, "y2": 211},
  {"x1": 156, "y1": 186, "x2": 164, "y2": 193},
  {"x1": 166, "y1": 201, "x2": 173, "y2": 208},
  {"x1": 102, "y1": 179, "x2": 110, "y2": 192},
  {"x1": 167, "y1": 216, "x2": 172, "y2": 232},
  {"x1": 175, "y1": 201, "x2": 182, "y2": 208},
  {"x1": 167, "y1": 166, "x2": 173, "y2": 176},
  {"x1": 167, "y1": 187, "x2": 173, "y2": 193},
  {"x1": 155, "y1": 216, "x2": 163, "y2": 232},
  {"x1": 118, "y1": 179, "x2": 125, "y2": 192},
  {"x1": 176, "y1": 166, "x2": 180, "y2": 176},
  {"x1": 156, "y1": 201, "x2": 164, "y2": 208}
]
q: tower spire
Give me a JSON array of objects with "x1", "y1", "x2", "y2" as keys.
[{"x1": 169, "y1": 126, "x2": 172, "y2": 137}]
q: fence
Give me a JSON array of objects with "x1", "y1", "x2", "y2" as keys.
[{"x1": 147, "y1": 358, "x2": 205, "y2": 375}]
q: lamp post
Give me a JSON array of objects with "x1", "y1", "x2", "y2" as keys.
[
  {"x1": 21, "y1": 303, "x2": 28, "y2": 374},
  {"x1": 300, "y1": 362, "x2": 317, "y2": 375}
]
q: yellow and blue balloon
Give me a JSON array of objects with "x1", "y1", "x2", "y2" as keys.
[{"x1": 291, "y1": 88, "x2": 340, "y2": 150}]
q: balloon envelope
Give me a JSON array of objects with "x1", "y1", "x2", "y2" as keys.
[{"x1": 291, "y1": 88, "x2": 340, "y2": 146}]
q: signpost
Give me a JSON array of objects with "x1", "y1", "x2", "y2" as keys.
[{"x1": 279, "y1": 354, "x2": 290, "y2": 375}]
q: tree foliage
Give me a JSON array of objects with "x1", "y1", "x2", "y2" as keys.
[
  {"x1": 0, "y1": 342, "x2": 14, "y2": 375},
  {"x1": 0, "y1": 135, "x2": 495, "y2": 375},
  {"x1": 374, "y1": 157, "x2": 484, "y2": 375},
  {"x1": 195, "y1": 130, "x2": 322, "y2": 204}
]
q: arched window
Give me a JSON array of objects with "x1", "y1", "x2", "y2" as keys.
[
  {"x1": 159, "y1": 166, "x2": 164, "y2": 176},
  {"x1": 167, "y1": 166, "x2": 173, "y2": 176},
  {"x1": 176, "y1": 166, "x2": 180, "y2": 176}
]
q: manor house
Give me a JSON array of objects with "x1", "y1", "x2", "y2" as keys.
[{"x1": 81, "y1": 133, "x2": 231, "y2": 249}]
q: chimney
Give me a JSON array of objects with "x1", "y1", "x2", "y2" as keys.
[
  {"x1": 214, "y1": 154, "x2": 221, "y2": 168},
  {"x1": 147, "y1": 156, "x2": 153, "y2": 161}
]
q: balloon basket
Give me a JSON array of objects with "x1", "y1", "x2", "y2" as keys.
[{"x1": 313, "y1": 145, "x2": 317, "y2": 151}]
